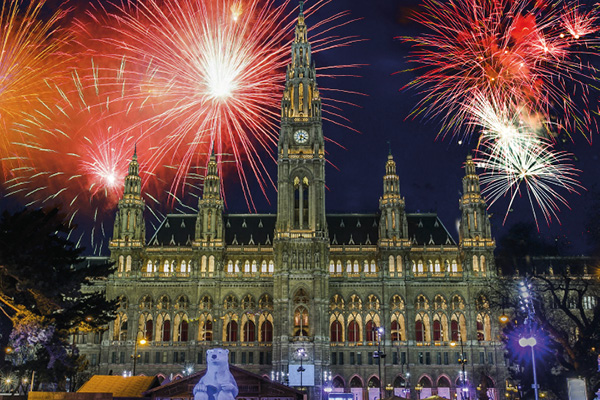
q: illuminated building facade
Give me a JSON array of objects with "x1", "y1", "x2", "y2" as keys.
[{"x1": 78, "y1": 5, "x2": 507, "y2": 400}]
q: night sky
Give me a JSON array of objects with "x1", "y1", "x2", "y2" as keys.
[
  {"x1": 3, "y1": 0, "x2": 599, "y2": 255},
  {"x1": 297, "y1": 0, "x2": 600, "y2": 255}
]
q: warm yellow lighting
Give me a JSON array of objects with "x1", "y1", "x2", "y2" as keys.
[
  {"x1": 499, "y1": 314, "x2": 509, "y2": 323},
  {"x1": 450, "y1": 342, "x2": 456, "y2": 347},
  {"x1": 139, "y1": 339, "x2": 147, "y2": 345}
]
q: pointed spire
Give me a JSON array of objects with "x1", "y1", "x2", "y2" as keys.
[{"x1": 299, "y1": 0, "x2": 304, "y2": 15}]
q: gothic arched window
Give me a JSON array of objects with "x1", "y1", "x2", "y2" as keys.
[{"x1": 330, "y1": 320, "x2": 343, "y2": 342}]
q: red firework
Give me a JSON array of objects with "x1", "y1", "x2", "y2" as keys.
[{"x1": 402, "y1": 0, "x2": 599, "y2": 141}]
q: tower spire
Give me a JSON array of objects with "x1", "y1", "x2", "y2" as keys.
[{"x1": 110, "y1": 150, "x2": 146, "y2": 248}]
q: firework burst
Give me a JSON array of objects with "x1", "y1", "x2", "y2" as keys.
[
  {"x1": 468, "y1": 94, "x2": 582, "y2": 226},
  {"x1": 402, "y1": 0, "x2": 599, "y2": 141},
  {"x1": 73, "y1": 0, "x2": 362, "y2": 210},
  {"x1": 3, "y1": 0, "x2": 362, "y2": 253},
  {"x1": 0, "y1": 0, "x2": 71, "y2": 181}
]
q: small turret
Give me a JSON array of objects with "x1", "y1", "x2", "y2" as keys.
[
  {"x1": 195, "y1": 149, "x2": 224, "y2": 245},
  {"x1": 110, "y1": 149, "x2": 146, "y2": 248},
  {"x1": 459, "y1": 155, "x2": 492, "y2": 242},
  {"x1": 379, "y1": 151, "x2": 408, "y2": 240},
  {"x1": 459, "y1": 155, "x2": 495, "y2": 276}
]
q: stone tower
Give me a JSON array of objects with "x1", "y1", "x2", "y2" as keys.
[
  {"x1": 273, "y1": 2, "x2": 330, "y2": 398},
  {"x1": 195, "y1": 150, "x2": 225, "y2": 247},
  {"x1": 379, "y1": 151, "x2": 408, "y2": 242},
  {"x1": 110, "y1": 148, "x2": 146, "y2": 274},
  {"x1": 459, "y1": 154, "x2": 495, "y2": 277}
]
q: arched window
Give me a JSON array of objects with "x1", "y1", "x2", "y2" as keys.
[
  {"x1": 396, "y1": 256, "x2": 403, "y2": 275},
  {"x1": 261, "y1": 260, "x2": 267, "y2": 273},
  {"x1": 450, "y1": 319, "x2": 459, "y2": 342},
  {"x1": 389, "y1": 255, "x2": 395, "y2": 273},
  {"x1": 126, "y1": 256, "x2": 132, "y2": 272},
  {"x1": 433, "y1": 319, "x2": 441, "y2": 342},
  {"x1": 180, "y1": 320, "x2": 188, "y2": 342},
  {"x1": 480, "y1": 255, "x2": 486, "y2": 273},
  {"x1": 336, "y1": 261, "x2": 342, "y2": 273},
  {"x1": 243, "y1": 320, "x2": 256, "y2": 342},
  {"x1": 434, "y1": 259, "x2": 441, "y2": 273},
  {"x1": 417, "y1": 260, "x2": 424, "y2": 274},
  {"x1": 234, "y1": 260, "x2": 240, "y2": 272},
  {"x1": 208, "y1": 256, "x2": 215, "y2": 274},
  {"x1": 118, "y1": 256, "x2": 124, "y2": 273},
  {"x1": 353, "y1": 260, "x2": 360, "y2": 273},
  {"x1": 113, "y1": 312, "x2": 128, "y2": 341},
  {"x1": 477, "y1": 316, "x2": 484, "y2": 341},
  {"x1": 161, "y1": 319, "x2": 171, "y2": 342},
  {"x1": 260, "y1": 318, "x2": 273, "y2": 342},
  {"x1": 205, "y1": 319, "x2": 213, "y2": 341},
  {"x1": 144, "y1": 319, "x2": 153, "y2": 341},
  {"x1": 346, "y1": 260, "x2": 352, "y2": 273},
  {"x1": 451, "y1": 260, "x2": 458, "y2": 273},
  {"x1": 244, "y1": 260, "x2": 250, "y2": 273},
  {"x1": 415, "y1": 319, "x2": 424, "y2": 342},
  {"x1": 146, "y1": 260, "x2": 152, "y2": 273},
  {"x1": 225, "y1": 320, "x2": 238, "y2": 342},
  {"x1": 163, "y1": 260, "x2": 169, "y2": 273},
  {"x1": 329, "y1": 261, "x2": 335, "y2": 273},
  {"x1": 227, "y1": 261, "x2": 234, "y2": 273},
  {"x1": 331, "y1": 321, "x2": 343, "y2": 342},
  {"x1": 268, "y1": 260, "x2": 274, "y2": 273},
  {"x1": 198, "y1": 314, "x2": 213, "y2": 341},
  {"x1": 348, "y1": 320, "x2": 360, "y2": 342},
  {"x1": 473, "y1": 255, "x2": 479, "y2": 272},
  {"x1": 371, "y1": 260, "x2": 377, "y2": 273},
  {"x1": 294, "y1": 306, "x2": 309, "y2": 336},
  {"x1": 173, "y1": 314, "x2": 189, "y2": 342},
  {"x1": 365, "y1": 320, "x2": 377, "y2": 342},
  {"x1": 180, "y1": 260, "x2": 187, "y2": 273},
  {"x1": 252, "y1": 260, "x2": 258, "y2": 273},
  {"x1": 201, "y1": 256, "x2": 207, "y2": 273},
  {"x1": 390, "y1": 319, "x2": 403, "y2": 341}
]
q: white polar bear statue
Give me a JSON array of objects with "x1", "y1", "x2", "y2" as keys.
[{"x1": 193, "y1": 348, "x2": 239, "y2": 400}]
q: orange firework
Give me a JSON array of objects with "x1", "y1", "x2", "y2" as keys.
[{"x1": 0, "y1": 0, "x2": 71, "y2": 181}]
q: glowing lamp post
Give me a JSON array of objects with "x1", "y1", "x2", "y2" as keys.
[
  {"x1": 451, "y1": 334, "x2": 469, "y2": 400},
  {"x1": 373, "y1": 326, "x2": 386, "y2": 400},
  {"x1": 296, "y1": 348, "x2": 306, "y2": 390},
  {"x1": 518, "y1": 280, "x2": 539, "y2": 400},
  {"x1": 132, "y1": 338, "x2": 147, "y2": 376}
]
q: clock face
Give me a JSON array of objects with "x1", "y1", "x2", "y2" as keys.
[{"x1": 294, "y1": 130, "x2": 309, "y2": 144}]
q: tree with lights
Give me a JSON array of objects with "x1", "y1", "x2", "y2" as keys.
[
  {"x1": 0, "y1": 207, "x2": 117, "y2": 388},
  {"x1": 490, "y1": 224, "x2": 600, "y2": 399}
]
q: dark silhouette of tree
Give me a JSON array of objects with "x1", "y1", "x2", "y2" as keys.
[
  {"x1": 488, "y1": 223, "x2": 600, "y2": 399},
  {"x1": 0, "y1": 207, "x2": 116, "y2": 387}
]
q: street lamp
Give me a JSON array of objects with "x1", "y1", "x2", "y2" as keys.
[
  {"x1": 132, "y1": 338, "x2": 147, "y2": 376},
  {"x1": 373, "y1": 326, "x2": 386, "y2": 400},
  {"x1": 451, "y1": 333, "x2": 468, "y2": 400},
  {"x1": 296, "y1": 348, "x2": 306, "y2": 390},
  {"x1": 518, "y1": 279, "x2": 540, "y2": 400},
  {"x1": 415, "y1": 383, "x2": 423, "y2": 399}
]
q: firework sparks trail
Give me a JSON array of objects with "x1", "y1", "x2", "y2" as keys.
[
  {"x1": 468, "y1": 94, "x2": 582, "y2": 227},
  {"x1": 4, "y1": 0, "x2": 363, "y2": 254},
  {"x1": 6, "y1": 61, "x2": 144, "y2": 253},
  {"x1": 74, "y1": 0, "x2": 363, "y2": 210},
  {"x1": 0, "y1": 0, "x2": 71, "y2": 180},
  {"x1": 402, "y1": 0, "x2": 599, "y2": 141}
]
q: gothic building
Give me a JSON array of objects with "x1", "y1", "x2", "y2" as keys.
[{"x1": 78, "y1": 5, "x2": 506, "y2": 400}]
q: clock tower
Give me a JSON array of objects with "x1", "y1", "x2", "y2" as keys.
[{"x1": 273, "y1": 2, "x2": 329, "y2": 398}]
